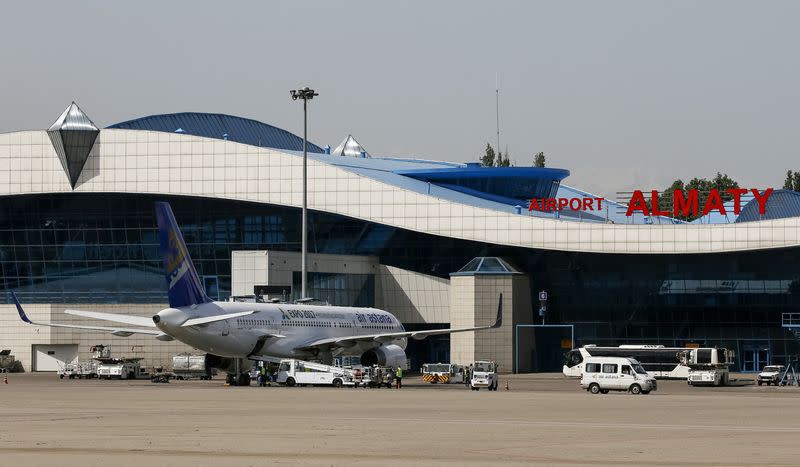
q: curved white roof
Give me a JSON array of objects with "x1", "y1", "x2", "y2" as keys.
[{"x1": 0, "y1": 128, "x2": 797, "y2": 254}]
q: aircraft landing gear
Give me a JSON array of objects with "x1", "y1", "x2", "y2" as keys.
[{"x1": 226, "y1": 373, "x2": 252, "y2": 386}]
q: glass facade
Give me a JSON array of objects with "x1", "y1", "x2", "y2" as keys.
[
  {"x1": 1, "y1": 192, "x2": 798, "y2": 370},
  {"x1": 291, "y1": 272, "x2": 374, "y2": 307}
]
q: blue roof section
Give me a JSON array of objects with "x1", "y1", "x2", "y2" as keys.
[
  {"x1": 736, "y1": 189, "x2": 800, "y2": 223},
  {"x1": 305, "y1": 152, "x2": 543, "y2": 215},
  {"x1": 107, "y1": 112, "x2": 324, "y2": 153},
  {"x1": 396, "y1": 166, "x2": 569, "y2": 205},
  {"x1": 395, "y1": 166, "x2": 569, "y2": 181}
]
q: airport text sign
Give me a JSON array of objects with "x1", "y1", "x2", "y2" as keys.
[{"x1": 529, "y1": 188, "x2": 774, "y2": 217}]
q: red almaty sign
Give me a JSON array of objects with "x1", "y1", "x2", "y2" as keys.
[
  {"x1": 625, "y1": 188, "x2": 773, "y2": 217},
  {"x1": 529, "y1": 188, "x2": 774, "y2": 217}
]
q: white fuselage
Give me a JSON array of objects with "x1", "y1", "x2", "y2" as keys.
[{"x1": 154, "y1": 301, "x2": 407, "y2": 360}]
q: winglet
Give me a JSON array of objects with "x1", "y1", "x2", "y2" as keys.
[
  {"x1": 10, "y1": 291, "x2": 32, "y2": 324},
  {"x1": 491, "y1": 294, "x2": 503, "y2": 328}
]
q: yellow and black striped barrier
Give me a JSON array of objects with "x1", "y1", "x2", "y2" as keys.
[{"x1": 422, "y1": 374, "x2": 451, "y2": 383}]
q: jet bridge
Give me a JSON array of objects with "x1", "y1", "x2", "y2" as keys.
[{"x1": 778, "y1": 313, "x2": 800, "y2": 385}]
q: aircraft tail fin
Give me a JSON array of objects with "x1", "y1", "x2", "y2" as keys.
[{"x1": 155, "y1": 202, "x2": 212, "y2": 308}]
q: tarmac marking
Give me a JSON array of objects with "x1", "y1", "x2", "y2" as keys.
[{"x1": 304, "y1": 416, "x2": 800, "y2": 433}]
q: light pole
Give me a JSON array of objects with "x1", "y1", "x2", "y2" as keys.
[{"x1": 290, "y1": 86, "x2": 318, "y2": 300}]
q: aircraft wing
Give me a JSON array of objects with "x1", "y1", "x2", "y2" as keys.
[
  {"x1": 11, "y1": 291, "x2": 171, "y2": 340},
  {"x1": 181, "y1": 310, "x2": 257, "y2": 327},
  {"x1": 65, "y1": 309, "x2": 157, "y2": 328},
  {"x1": 300, "y1": 294, "x2": 503, "y2": 351}
]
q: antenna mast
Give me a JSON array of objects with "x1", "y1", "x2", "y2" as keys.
[{"x1": 495, "y1": 73, "x2": 500, "y2": 154}]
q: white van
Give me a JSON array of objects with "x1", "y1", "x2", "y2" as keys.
[
  {"x1": 580, "y1": 357, "x2": 657, "y2": 395},
  {"x1": 276, "y1": 359, "x2": 352, "y2": 387}
]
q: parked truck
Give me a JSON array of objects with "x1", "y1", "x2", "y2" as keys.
[{"x1": 172, "y1": 354, "x2": 215, "y2": 380}]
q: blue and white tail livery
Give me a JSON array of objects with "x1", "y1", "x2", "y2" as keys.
[{"x1": 155, "y1": 202, "x2": 212, "y2": 308}]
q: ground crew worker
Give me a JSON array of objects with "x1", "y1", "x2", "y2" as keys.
[
  {"x1": 258, "y1": 363, "x2": 267, "y2": 387},
  {"x1": 395, "y1": 366, "x2": 403, "y2": 389},
  {"x1": 464, "y1": 365, "x2": 472, "y2": 388}
]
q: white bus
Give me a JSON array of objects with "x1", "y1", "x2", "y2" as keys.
[{"x1": 563, "y1": 345, "x2": 732, "y2": 379}]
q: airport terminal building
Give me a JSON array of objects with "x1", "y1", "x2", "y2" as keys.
[{"x1": 1, "y1": 103, "x2": 799, "y2": 373}]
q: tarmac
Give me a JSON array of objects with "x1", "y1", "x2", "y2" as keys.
[{"x1": 1, "y1": 372, "x2": 799, "y2": 466}]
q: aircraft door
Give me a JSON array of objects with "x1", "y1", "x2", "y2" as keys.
[{"x1": 221, "y1": 319, "x2": 230, "y2": 336}]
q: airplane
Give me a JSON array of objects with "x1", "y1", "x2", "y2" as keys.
[{"x1": 11, "y1": 202, "x2": 503, "y2": 385}]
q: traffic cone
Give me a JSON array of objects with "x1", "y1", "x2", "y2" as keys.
[{"x1": 504, "y1": 380, "x2": 509, "y2": 391}]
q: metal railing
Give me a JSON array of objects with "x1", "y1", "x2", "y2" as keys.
[{"x1": 782, "y1": 313, "x2": 800, "y2": 327}]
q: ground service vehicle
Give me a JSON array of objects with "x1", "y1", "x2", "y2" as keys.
[
  {"x1": 758, "y1": 365, "x2": 786, "y2": 386},
  {"x1": 686, "y1": 369, "x2": 727, "y2": 386},
  {"x1": 97, "y1": 359, "x2": 149, "y2": 380},
  {"x1": 470, "y1": 361, "x2": 498, "y2": 391},
  {"x1": 680, "y1": 347, "x2": 734, "y2": 386},
  {"x1": 58, "y1": 361, "x2": 99, "y2": 379},
  {"x1": 361, "y1": 366, "x2": 394, "y2": 388},
  {"x1": 172, "y1": 354, "x2": 214, "y2": 380},
  {"x1": 0, "y1": 350, "x2": 23, "y2": 372},
  {"x1": 564, "y1": 345, "x2": 731, "y2": 379},
  {"x1": 422, "y1": 363, "x2": 465, "y2": 384},
  {"x1": 580, "y1": 357, "x2": 657, "y2": 395},
  {"x1": 276, "y1": 359, "x2": 353, "y2": 387}
]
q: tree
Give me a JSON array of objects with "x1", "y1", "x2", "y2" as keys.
[
  {"x1": 784, "y1": 170, "x2": 794, "y2": 190},
  {"x1": 497, "y1": 150, "x2": 511, "y2": 167},
  {"x1": 660, "y1": 179, "x2": 686, "y2": 218},
  {"x1": 481, "y1": 143, "x2": 495, "y2": 167},
  {"x1": 533, "y1": 152, "x2": 546, "y2": 167},
  {"x1": 650, "y1": 173, "x2": 740, "y2": 221},
  {"x1": 711, "y1": 172, "x2": 739, "y2": 200},
  {"x1": 794, "y1": 171, "x2": 800, "y2": 192}
]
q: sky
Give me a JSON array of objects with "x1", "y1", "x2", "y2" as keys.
[{"x1": 1, "y1": 1, "x2": 798, "y2": 197}]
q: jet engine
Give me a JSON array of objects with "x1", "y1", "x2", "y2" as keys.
[{"x1": 360, "y1": 344, "x2": 407, "y2": 369}]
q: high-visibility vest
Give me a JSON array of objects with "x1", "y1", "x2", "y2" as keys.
[{"x1": 396, "y1": 368, "x2": 403, "y2": 378}]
